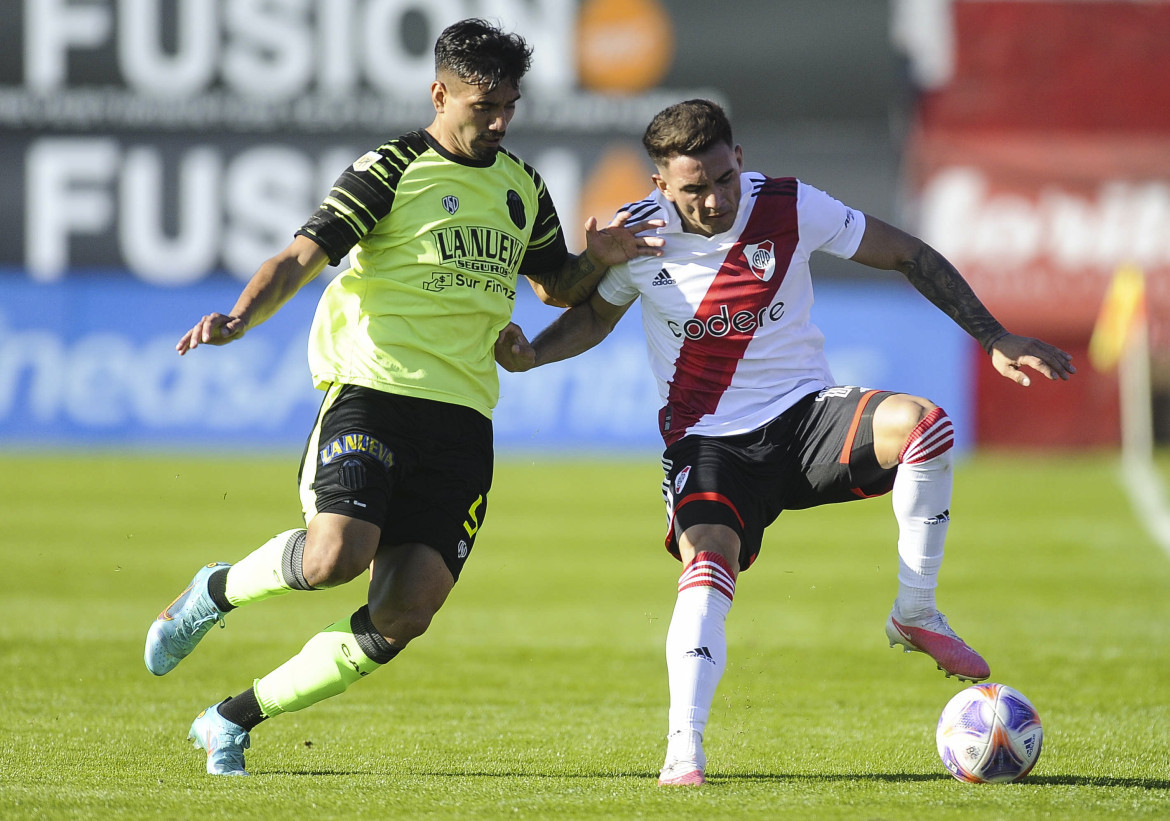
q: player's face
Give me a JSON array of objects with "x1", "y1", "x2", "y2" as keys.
[
  {"x1": 653, "y1": 143, "x2": 744, "y2": 236},
  {"x1": 429, "y1": 74, "x2": 519, "y2": 161}
]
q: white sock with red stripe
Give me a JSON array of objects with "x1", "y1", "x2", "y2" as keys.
[
  {"x1": 892, "y1": 407, "x2": 954, "y2": 620},
  {"x1": 665, "y1": 551, "x2": 736, "y2": 740}
]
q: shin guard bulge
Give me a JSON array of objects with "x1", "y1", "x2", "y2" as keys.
[{"x1": 254, "y1": 605, "x2": 399, "y2": 718}]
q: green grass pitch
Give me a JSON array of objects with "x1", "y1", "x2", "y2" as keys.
[{"x1": 1, "y1": 452, "x2": 1168, "y2": 819}]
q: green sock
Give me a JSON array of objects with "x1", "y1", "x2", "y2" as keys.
[
  {"x1": 254, "y1": 606, "x2": 399, "y2": 718},
  {"x1": 224, "y1": 529, "x2": 311, "y2": 607}
]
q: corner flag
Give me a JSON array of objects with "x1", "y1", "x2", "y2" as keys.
[{"x1": 1089, "y1": 265, "x2": 1146, "y2": 372}]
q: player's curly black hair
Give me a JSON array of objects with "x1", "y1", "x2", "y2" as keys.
[
  {"x1": 642, "y1": 99, "x2": 735, "y2": 166},
  {"x1": 434, "y1": 18, "x2": 533, "y2": 91}
]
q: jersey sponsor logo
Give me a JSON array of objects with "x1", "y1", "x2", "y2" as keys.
[
  {"x1": 743, "y1": 240, "x2": 776, "y2": 281},
  {"x1": 352, "y1": 150, "x2": 382, "y2": 172},
  {"x1": 442, "y1": 195, "x2": 459, "y2": 215},
  {"x1": 674, "y1": 465, "x2": 691, "y2": 494},
  {"x1": 319, "y1": 433, "x2": 394, "y2": 470},
  {"x1": 422, "y1": 270, "x2": 516, "y2": 298},
  {"x1": 666, "y1": 298, "x2": 786, "y2": 341},
  {"x1": 652, "y1": 268, "x2": 676, "y2": 286},
  {"x1": 430, "y1": 225, "x2": 525, "y2": 278},
  {"x1": 506, "y1": 189, "x2": 526, "y2": 229}
]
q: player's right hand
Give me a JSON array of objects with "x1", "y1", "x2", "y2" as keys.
[
  {"x1": 494, "y1": 322, "x2": 536, "y2": 372},
  {"x1": 176, "y1": 313, "x2": 247, "y2": 355}
]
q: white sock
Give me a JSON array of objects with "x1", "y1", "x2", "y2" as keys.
[
  {"x1": 892, "y1": 408, "x2": 954, "y2": 621},
  {"x1": 665, "y1": 552, "x2": 735, "y2": 738}
]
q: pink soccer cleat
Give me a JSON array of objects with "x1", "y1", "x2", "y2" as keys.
[
  {"x1": 658, "y1": 730, "x2": 706, "y2": 786},
  {"x1": 886, "y1": 606, "x2": 991, "y2": 682}
]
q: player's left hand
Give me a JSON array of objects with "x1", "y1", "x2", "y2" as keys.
[
  {"x1": 494, "y1": 322, "x2": 536, "y2": 372},
  {"x1": 583, "y1": 211, "x2": 666, "y2": 268},
  {"x1": 989, "y1": 334, "x2": 1076, "y2": 387}
]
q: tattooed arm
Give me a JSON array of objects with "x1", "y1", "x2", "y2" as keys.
[
  {"x1": 852, "y1": 215, "x2": 1075, "y2": 386},
  {"x1": 531, "y1": 249, "x2": 605, "y2": 309},
  {"x1": 528, "y1": 212, "x2": 665, "y2": 308}
]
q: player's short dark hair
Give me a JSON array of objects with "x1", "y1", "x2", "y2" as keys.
[
  {"x1": 434, "y1": 18, "x2": 533, "y2": 91},
  {"x1": 642, "y1": 99, "x2": 734, "y2": 166}
]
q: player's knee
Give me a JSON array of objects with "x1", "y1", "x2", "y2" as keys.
[{"x1": 873, "y1": 396, "x2": 934, "y2": 444}]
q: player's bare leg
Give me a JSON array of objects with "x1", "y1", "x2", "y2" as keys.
[
  {"x1": 364, "y1": 542, "x2": 455, "y2": 646},
  {"x1": 659, "y1": 525, "x2": 739, "y2": 786},
  {"x1": 875, "y1": 395, "x2": 989, "y2": 682}
]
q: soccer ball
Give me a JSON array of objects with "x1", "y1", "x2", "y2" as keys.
[{"x1": 935, "y1": 683, "x2": 1043, "y2": 783}]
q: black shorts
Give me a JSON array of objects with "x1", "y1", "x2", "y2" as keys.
[
  {"x1": 661, "y1": 386, "x2": 898, "y2": 571},
  {"x1": 298, "y1": 384, "x2": 494, "y2": 582}
]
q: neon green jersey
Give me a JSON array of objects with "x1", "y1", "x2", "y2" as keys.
[{"x1": 296, "y1": 130, "x2": 568, "y2": 418}]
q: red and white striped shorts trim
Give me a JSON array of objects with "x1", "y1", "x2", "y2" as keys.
[
  {"x1": 678, "y1": 551, "x2": 736, "y2": 602},
  {"x1": 898, "y1": 407, "x2": 954, "y2": 465}
]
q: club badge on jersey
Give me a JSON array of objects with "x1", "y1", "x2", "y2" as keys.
[{"x1": 743, "y1": 240, "x2": 776, "y2": 281}]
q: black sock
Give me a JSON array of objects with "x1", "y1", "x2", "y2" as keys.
[
  {"x1": 206, "y1": 567, "x2": 235, "y2": 612},
  {"x1": 216, "y1": 688, "x2": 267, "y2": 731}
]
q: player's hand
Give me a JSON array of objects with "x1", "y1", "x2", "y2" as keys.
[
  {"x1": 176, "y1": 313, "x2": 247, "y2": 355},
  {"x1": 989, "y1": 333, "x2": 1076, "y2": 387},
  {"x1": 494, "y1": 322, "x2": 536, "y2": 372},
  {"x1": 584, "y1": 211, "x2": 666, "y2": 268}
]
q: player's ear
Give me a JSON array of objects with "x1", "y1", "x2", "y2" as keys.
[
  {"x1": 734, "y1": 144, "x2": 744, "y2": 171},
  {"x1": 431, "y1": 80, "x2": 447, "y2": 112},
  {"x1": 652, "y1": 173, "x2": 673, "y2": 201}
]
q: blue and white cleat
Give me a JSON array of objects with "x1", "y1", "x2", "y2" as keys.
[
  {"x1": 189, "y1": 702, "x2": 250, "y2": 776},
  {"x1": 144, "y1": 562, "x2": 230, "y2": 676}
]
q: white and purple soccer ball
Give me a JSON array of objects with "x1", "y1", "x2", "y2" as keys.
[{"x1": 936, "y1": 683, "x2": 1043, "y2": 783}]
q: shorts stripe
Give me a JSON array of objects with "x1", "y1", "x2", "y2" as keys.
[
  {"x1": 664, "y1": 491, "x2": 745, "y2": 552},
  {"x1": 299, "y1": 383, "x2": 346, "y2": 522},
  {"x1": 838, "y1": 389, "x2": 881, "y2": 464},
  {"x1": 675, "y1": 492, "x2": 745, "y2": 528}
]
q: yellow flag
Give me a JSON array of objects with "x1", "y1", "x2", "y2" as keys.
[{"x1": 1089, "y1": 265, "x2": 1146, "y2": 372}]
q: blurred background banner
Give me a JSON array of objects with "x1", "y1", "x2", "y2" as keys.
[
  {"x1": 0, "y1": 275, "x2": 969, "y2": 452},
  {"x1": 1, "y1": 0, "x2": 1166, "y2": 452},
  {"x1": 898, "y1": 0, "x2": 1170, "y2": 447}
]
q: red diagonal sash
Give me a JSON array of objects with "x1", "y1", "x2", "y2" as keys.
[{"x1": 660, "y1": 177, "x2": 799, "y2": 445}]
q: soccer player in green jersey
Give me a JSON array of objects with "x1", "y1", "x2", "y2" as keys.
[{"x1": 144, "y1": 18, "x2": 664, "y2": 776}]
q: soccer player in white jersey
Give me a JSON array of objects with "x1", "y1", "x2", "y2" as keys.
[{"x1": 496, "y1": 99, "x2": 1075, "y2": 786}]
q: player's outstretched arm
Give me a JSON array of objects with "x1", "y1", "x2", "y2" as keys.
[
  {"x1": 535, "y1": 212, "x2": 665, "y2": 308},
  {"x1": 177, "y1": 235, "x2": 330, "y2": 355},
  {"x1": 494, "y1": 290, "x2": 631, "y2": 373},
  {"x1": 851, "y1": 216, "x2": 1075, "y2": 386}
]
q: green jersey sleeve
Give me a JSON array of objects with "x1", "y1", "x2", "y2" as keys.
[
  {"x1": 296, "y1": 132, "x2": 430, "y2": 266},
  {"x1": 513, "y1": 157, "x2": 569, "y2": 283}
]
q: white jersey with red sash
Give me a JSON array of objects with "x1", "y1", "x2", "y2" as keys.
[{"x1": 598, "y1": 173, "x2": 867, "y2": 446}]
